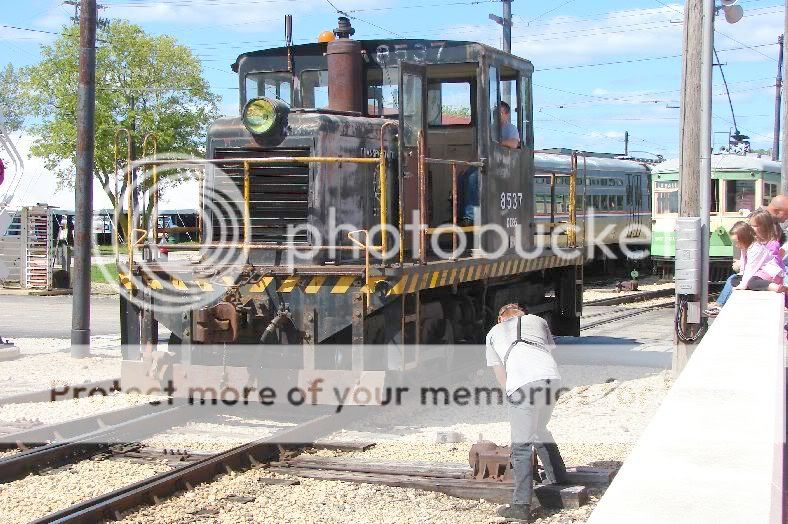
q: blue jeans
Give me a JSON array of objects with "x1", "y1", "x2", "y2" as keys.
[
  {"x1": 717, "y1": 273, "x2": 737, "y2": 306},
  {"x1": 458, "y1": 167, "x2": 479, "y2": 222},
  {"x1": 509, "y1": 379, "x2": 568, "y2": 505}
]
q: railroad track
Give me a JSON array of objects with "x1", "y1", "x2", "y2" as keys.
[
  {"x1": 31, "y1": 408, "x2": 360, "y2": 524},
  {"x1": 580, "y1": 301, "x2": 674, "y2": 331},
  {"x1": 0, "y1": 402, "x2": 192, "y2": 482},
  {"x1": 583, "y1": 287, "x2": 675, "y2": 307},
  {"x1": 0, "y1": 378, "x2": 122, "y2": 407}
]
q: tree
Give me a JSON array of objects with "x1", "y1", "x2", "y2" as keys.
[
  {"x1": 0, "y1": 64, "x2": 25, "y2": 132},
  {"x1": 24, "y1": 21, "x2": 219, "y2": 218}
]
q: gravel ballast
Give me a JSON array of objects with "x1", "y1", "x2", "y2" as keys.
[
  {"x1": 0, "y1": 459, "x2": 169, "y2": 524},
  {"x1": 109, "y1": 368, "x2": 671, "y2": 524}
]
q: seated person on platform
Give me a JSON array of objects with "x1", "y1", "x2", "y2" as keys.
[
  {"x1": 459, "y1": 102, "x2": 519, "y2": 226},
  {"x1": 707, "y1": 209, "x2": 785, "y2": 316},
  {"x1": 728, "y1": 221, "x2": 785, "y2": 295}
]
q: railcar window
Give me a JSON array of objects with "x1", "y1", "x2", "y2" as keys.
[
  {"x1": 654, "y1": 180, "x2": 678, "y2": 214},
  {"x1": 763, "y1": 181, "x2": 779, "y2": 207},
  {"x1": 725, "y1": 180, "x2": 755, "y2": 213},
  {"x1": 301, "y1": 70, "x2": 329, "y2": 109},
  {"x1": 711, "y1": 179, "x2": 720, "y2": 212},
  {"x1": 245, "y1": 72, "x2": 292, "y2": 105},
  {"x1": 615, "y1": 195, "x2": 624, "y2": 210},
  {"x1": 427, "y1": 81, "x2": 472, "y2": 126},
  {"x1": 536, "y1": 194, "x2": 548, "y2": 214},
  {"x1": 367, "y1": 67, "x2": 399, "y2": 117}
]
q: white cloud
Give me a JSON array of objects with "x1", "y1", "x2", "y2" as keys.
[{"x1": 441, "y1": 3, "x2": 782, "y2": 68}]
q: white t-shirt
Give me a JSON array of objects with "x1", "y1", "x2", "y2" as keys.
[{"x1": 485, "y1": 314, "x2": 561, "y2": 396}]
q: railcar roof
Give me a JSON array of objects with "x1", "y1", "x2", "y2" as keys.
[
  {"x1": 651, "y1": 153, "x2": 781, "y2": 174},
  {"x1": 535, "y1": 151, "x2": 649, "y2": 174},
  {"x1": 232, "y1": 39, "x2": 532, "y2": 71}
]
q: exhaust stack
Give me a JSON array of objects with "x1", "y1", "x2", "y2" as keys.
[{"x1": 326, "y1": 17, "x2": 362, "y2": 113}]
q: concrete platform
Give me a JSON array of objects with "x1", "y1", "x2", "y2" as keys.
[{"x1": 588, "y1": 291, "x2": 785, "y2": 524}]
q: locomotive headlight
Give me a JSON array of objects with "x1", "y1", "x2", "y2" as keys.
[{"x1": 242, "y1": 97, "x2": 287, "y2": 136}]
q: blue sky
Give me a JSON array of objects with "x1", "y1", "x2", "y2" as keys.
[{"x1": 1, "y1": 0, "x2": 785, "y2": 206}]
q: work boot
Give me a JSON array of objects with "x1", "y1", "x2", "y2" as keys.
[{"x1": 496, "y1": 503, "x2": 531, "y2": 522}]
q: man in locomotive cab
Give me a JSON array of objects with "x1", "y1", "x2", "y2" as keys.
[
  {"x1": 459, "y1": 102, "x2": 520, "y2": 225},
  {"x1": 499, "y1": 101, "x2": 520, "y2": 149},
  {"x1": 486, "y1": 303, "x2": 567, "y2": 522}
]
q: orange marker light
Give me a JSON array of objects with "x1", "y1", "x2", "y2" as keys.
[{"x1": 317, "y1": 31, "x2": 335, "y2": 43}]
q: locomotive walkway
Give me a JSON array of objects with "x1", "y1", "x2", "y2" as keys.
[{"x1": 588, "y1": 290, "x2": 785, "y2": 523}]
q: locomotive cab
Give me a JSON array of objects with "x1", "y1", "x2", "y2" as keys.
[{"x1": 119, "y1": 19, "x2": 584, "y2": 399}]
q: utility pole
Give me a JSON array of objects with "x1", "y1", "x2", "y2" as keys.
[
  {"x1": 71, "y1": 0, "x2": 97, "y2": 357},
  {"x1": 783, "y1": 0, "x2": 788, "y2": 192},
  {"x1": 624, "y1": 131, "x2": 629, "y2": 156},
  {"x1": 773, "y1": 34, "x2": 783, "y2": 162},
  {"x1": 675, "y1": 0, "x2": 744, "y2": 374},
  {"x1": 490, "y1": 0, "x2": 513, "y2": 103},
  {"x1": 674, "y1": 0, "x2": 704, "y2": 374}
]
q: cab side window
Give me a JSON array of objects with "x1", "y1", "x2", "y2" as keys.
[{"x1": 488, "y1": 65, "x2": 522, "y2": 149}]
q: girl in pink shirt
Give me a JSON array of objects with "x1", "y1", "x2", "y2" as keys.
[
  {"x1": 730, "y1": 221, "x2": 785, "y2": 293},
  {"x1": 749, "y1": 209, "x2": 785, "y2": 271}
]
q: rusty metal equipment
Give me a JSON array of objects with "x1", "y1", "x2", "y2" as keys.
[
  {"x1": 615, "y1": 280, "x2": 639, "y2": 292},
  {"x1": 193, "y1": 302, "x2": 239, "y2": 343},
  {"x1": 469, "y1": 440, "x2": 513, "y2": 482}
]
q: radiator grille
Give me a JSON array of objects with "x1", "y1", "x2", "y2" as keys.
[{"x1": 211, "y1": 148, "x2": 310, "y2": 243}]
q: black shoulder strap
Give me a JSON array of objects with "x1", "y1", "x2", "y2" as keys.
[{"x1": 502, "y1": 316, "x2": 547, "y2": 368}]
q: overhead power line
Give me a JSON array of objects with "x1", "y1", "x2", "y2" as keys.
[{"x1": 535, "y1": 42, "x2": 777, "y2": 71}]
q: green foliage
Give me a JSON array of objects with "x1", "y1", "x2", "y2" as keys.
[
  {"x1": 442, "y1": 105, "x2": 471, "y2": 118},
  {"x1": 0, "y1": 64, "x2": 25, "y2": 132},
  {"x1": 24, "y1": 21, "x2": 219, "y2": 208}
]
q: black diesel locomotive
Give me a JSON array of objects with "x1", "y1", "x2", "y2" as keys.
[{"x1": 121, "y1": 19, "x2": 584, "y2": 395}]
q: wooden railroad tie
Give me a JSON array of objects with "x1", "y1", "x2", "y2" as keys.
[{"x1": 269, "y1": 456, "x2": 617, "y2": 509}]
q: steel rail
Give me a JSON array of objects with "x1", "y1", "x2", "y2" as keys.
[
  {"x1": 0, "y1": 404, "x2": 189, "y2": 483},
  {"x1": 583, "y1": 288, "x2": 676, "y2": 307},
  {"x1": 0, "y1": 402, "x2": 175, "y2": 450},
  {"x1": 33, "y1": 408, "x2": 361, "y2": 524},
  {"x1": 580, "y1": 302, "x2": 673, "y2": 331},
  {"x1": 0, "y1": 378, "x2": 121, "y2": 407}
]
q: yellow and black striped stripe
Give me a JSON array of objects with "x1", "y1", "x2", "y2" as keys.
[{"x1": 124, "y1": 253, "x2": 582, "y2": 296}]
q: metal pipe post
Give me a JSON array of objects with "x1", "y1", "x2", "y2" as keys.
[
  {"x1": 783, "y1": 0, "x2": 788, "y2": 191},
  {"x1": 774, "y1": 34, "x2": 784, "y2": 162},
  {"x1": 699, "y1": 0, "x2": 714, "y2": 315},
  {"x1": 71, "y1": 0, "x2": 97, "y2": 356}
]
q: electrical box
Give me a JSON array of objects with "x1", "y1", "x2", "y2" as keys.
[{"x1": 674, "y1": 217, "x2": 701, "y2": 295}]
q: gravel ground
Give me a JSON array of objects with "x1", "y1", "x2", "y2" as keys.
[
  {"x1": 0, "y1": 393, "x2": 156, "y2": 428},
  {"x1": 108, "y1": 367, "x2": 671, "y2": 524},
  {"x1": 583, "y1": 277, "x2": 673, "y2": 302},
  {"x1": 141, "y1": 417, "x2": 295, "y2": 453},
  {"x1": 0, "y1": 336, "x2": 122, "y2": 397},
  {"x1": 116, "y1": 468, "x2": 501, "y2": 524},
  {"x1": 0, "y1": 459, "x2": 170, "y2": 524}
]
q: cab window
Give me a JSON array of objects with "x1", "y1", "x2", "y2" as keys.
[
  {"x1": 245, "y1": 72, "x2": 292, "y2": 105},
  {"x1": 301, "y1": 70, "x2": 329, "y2": 109},
  {"x1": 427, "y1": 81, "x2": 472, "y2": 126},
  {"x1": 366, "y1": 66, "x2": 399, "y2": 117}
]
